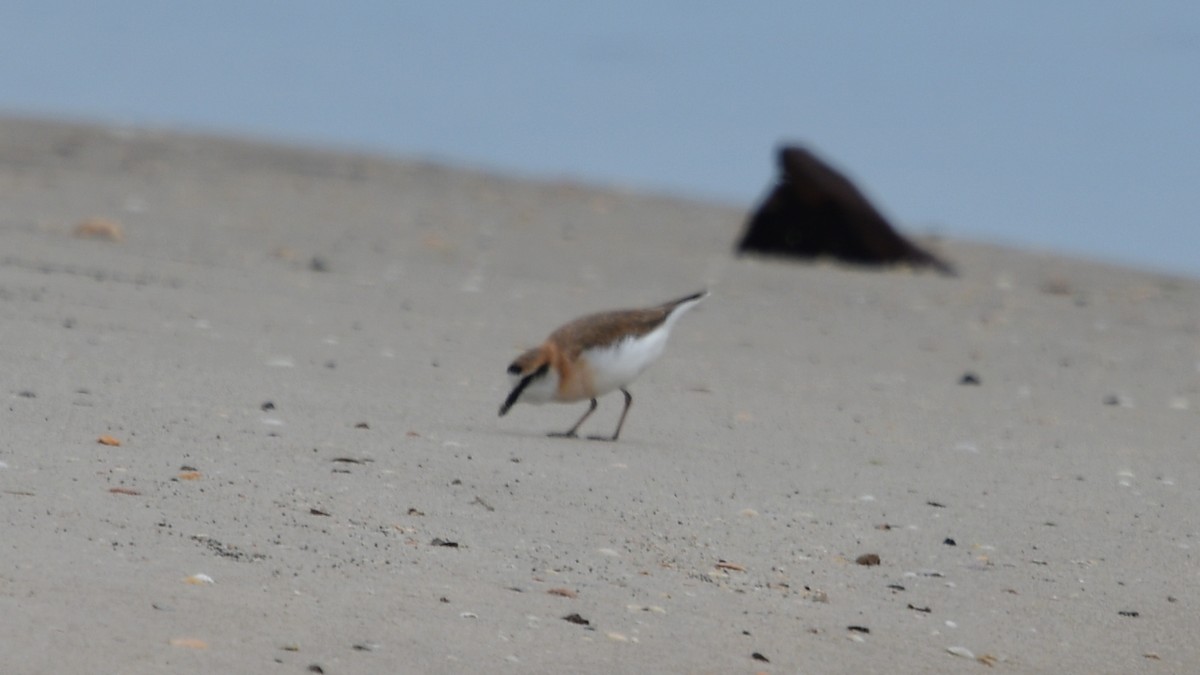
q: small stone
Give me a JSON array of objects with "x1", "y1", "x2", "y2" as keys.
[
  {"x1": 855, "y1": 553, "x2": 881, "y2": 566},
  {"x1": 168, "y1": 638, "x2": 208, "y2": 649},
  {"x1": 563, "y1": 613, "x2": 590, "y2": 626},
  {"x1": 73, "y1": 217, "x2": 124, "y2": 241},
  {"x1": 1103, "y1": 393, "x2": 1133, "y2": 407}
]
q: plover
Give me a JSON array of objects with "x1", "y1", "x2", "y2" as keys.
[{"x1": 499, "y1": 290, "x2": 707, "y2": 441}]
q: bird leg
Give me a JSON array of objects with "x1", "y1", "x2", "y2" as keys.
[
  {"x1": 588, "y1": 389, "x2": 632, "y2": 442},
  {"x1": 548, "y1": 398, "x2": 598, "y2": 438}
]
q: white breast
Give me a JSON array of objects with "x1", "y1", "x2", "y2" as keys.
[{"x1": 584, "y1": 322, "x2": 671, "y2": 396}]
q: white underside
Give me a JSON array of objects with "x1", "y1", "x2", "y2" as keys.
[{"x1": 585, "y1": 322, "x2": 670, "y2": 396}]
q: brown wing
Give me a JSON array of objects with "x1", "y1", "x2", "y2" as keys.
[
  {"x1": 545, "y1": 291, "x2": 706, "y2": 360},
  {"x1": 548, "y1": 306, "x2": 671, "y2": 360}
]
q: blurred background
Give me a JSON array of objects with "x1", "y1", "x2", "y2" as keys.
[{"x1": 2, "y1": 1, "x2": 1197, "y2": 277}]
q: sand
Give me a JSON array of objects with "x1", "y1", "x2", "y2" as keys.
[{"x1": 1, "y1": 116, "x2": 1197, "y2": 674}]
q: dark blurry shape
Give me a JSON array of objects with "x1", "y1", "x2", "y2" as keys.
[{"x1": 738, "y1": 146, "x2": 955, "y2": 275}]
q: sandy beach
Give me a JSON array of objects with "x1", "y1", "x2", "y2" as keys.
[{"x1": 1, "y1": 116, "x2": 1197, "y2": 674}]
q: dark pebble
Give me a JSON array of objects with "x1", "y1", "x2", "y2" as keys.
[
  {"x1": 563, "y1": 613, "x2": 590, "y2": 626},
  {"x1": 855, "y1": 553, "x2": 881, "y2": 566}
]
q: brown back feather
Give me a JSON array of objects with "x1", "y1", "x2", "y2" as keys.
[{"x1": 547, "y1": 292, "x2": 704, "y2": 359}]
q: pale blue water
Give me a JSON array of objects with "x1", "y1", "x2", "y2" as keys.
[{"x1": 2, "y1": 1, "x2": 1197, "y2": 276}]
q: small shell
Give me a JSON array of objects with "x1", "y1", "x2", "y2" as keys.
[
  {"x1": 946, "y1": 646, "x2": 975, "y2": 660},
  {"x1": 168, "y1": 638, "x2": 208, "y2": 649},
  {"x1": 73, "y1": 217, "x2": 124, "y2": 242}
]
